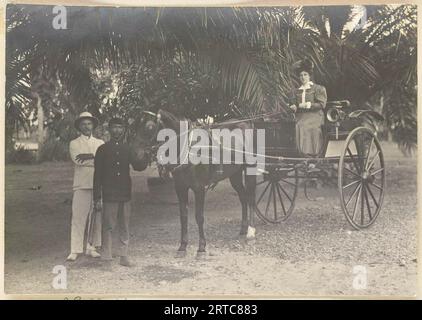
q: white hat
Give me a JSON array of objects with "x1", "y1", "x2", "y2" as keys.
[{"x1": 74, "y1": 112, "x2": 98, "y2": 131}]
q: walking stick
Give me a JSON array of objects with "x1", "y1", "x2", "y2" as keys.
[{"x1": 87, "y1": 200, "x2": 100, "y2": 247}]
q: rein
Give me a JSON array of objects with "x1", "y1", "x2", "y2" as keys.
[
  {"x1": 134, "y1": 109, "x2": 294, "y2": 166},
  {"x1": 201, "y1": 110, "x2": 290, "y2": 128}
]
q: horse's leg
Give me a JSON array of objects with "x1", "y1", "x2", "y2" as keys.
[
  {"x1": 194, "y1": 187, "x2": 206, "y2": 256},
  {"x1": 245, "y1": 171, "x2": 257, "y2": 240},
  {"x1": 229, "y1": 169, "x2": 248, "y2": 235},
  {"x1": 175, "y1": 178, "x2": 189, "y2": 255}
]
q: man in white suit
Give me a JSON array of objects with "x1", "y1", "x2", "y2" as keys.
[{"x1": 67, "y1": 112, "x2": 104, "y2": 261}]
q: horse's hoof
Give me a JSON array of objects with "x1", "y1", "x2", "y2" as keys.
[
  {"x1": 246, "y1": 226, "x2": 256, "y2": 240},
  {"x1": 196, "y1": 251, "x2": 206, "y2": 260},
  {"x1": 175, "y1": 250, "x2": 187, "y2": 258}
]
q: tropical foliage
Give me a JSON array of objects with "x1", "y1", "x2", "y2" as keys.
[{"x1": 5, "y1": 4, "x2": 417, "y2": 161}]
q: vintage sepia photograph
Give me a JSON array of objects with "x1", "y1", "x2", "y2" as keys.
[{"x1": 3, "y1": 2, "x2": 418, "y2": 297}]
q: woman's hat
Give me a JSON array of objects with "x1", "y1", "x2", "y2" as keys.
[
  {"x1": 294, "y1": 58, "x2": 314, "y2": 75},
  {"x1": 74, "y1": 112, "x2": 98, "y2": 131}
]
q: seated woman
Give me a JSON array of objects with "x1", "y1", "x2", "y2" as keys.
[{"x1": 289, "y1": 59, "x2": 327, "y2": 157}]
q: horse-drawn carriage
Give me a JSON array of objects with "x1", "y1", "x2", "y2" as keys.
[
  {"x1": 253, "y1": 100, "x2": 386, "y2": 229},
  {"x1": 134, "y1": 100, "x2": 386, "y2": 255}
]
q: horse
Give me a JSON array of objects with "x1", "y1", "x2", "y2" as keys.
[{"x1": 129, "y1": 109, "x2": 258, "y2": 258}]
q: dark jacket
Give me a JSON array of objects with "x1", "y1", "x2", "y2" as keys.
[
  {"x1": 93, "y1": 140, "x2": 148, "y2": 202},
  {"x1": 289, "y1": 82, "x2": 327, "y2": 113}
]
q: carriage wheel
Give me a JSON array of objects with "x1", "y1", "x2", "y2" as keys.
[
  {"x1": 339, "y1": 127, "x2": 385, "y2": 230},
  {"x1": 255, "y1": 167, "x2": 298, "y2": 223}
]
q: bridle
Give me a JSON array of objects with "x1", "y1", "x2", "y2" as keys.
[{"x1": 129, "y1": 111, "x2": 164, "y2": 162}]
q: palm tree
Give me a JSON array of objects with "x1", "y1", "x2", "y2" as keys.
[{"x1": 6, "y1": 5, "x2": 417, "y2": 157}]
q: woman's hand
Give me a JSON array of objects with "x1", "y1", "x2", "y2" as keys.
[
  {"x1": 299, "y1": 102, "x2": 311, "y2": 109},
  {"x1": 289, "y1": 105, "x2": 297, "y2": 113}
]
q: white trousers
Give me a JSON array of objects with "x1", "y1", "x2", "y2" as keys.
[{"x1": 70, "y1": 189, "x2": 101, "y2": 254}]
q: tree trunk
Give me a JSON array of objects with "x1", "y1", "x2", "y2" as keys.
[
  {"x1": 379, "y1": 92, "x2": 392, "y2": 142},
  {"x1": 36, "y1": 93, "x2": 44, "y2": 162}
]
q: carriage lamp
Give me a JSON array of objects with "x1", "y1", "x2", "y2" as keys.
[
  {"x1": 326, "y1": 107, "x2": 346, "y2": 140},
  {"x1": 326, "y1": 107, "x2": 346, "y2": 123}
]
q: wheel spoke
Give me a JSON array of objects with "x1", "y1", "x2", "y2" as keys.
[
  {"x1": 351, "y1": 184, "x2": 362, "y2": 221},
  {"x1": 279, "y1": 178, "x2": 296, "y2": 187},
  {"x1": 256, "y1": 178, "x2": 267, "y2": 186},
  {"x1": 366, "y1": 184, "x2": 380, "y2": 208},
  {"x1": 255, "y1": 170, "x2": 297, "y2": 223},
  {"x1": 363, "y1": 183, "x2": 373, "y2": 220},
  {"x1": 264, "y1": 184, "x2": 273, "y2": 217},
  {"x1": 340, "y1": 129, "x2": 384, "y2": 228},
  {"x1": 343, "y1": 179, "x2": 360, "y2": 189},
  {"x1": 278, "y1": 181, "x2": 293, "y2": 202},
  {"x1": 275, "y1": 182, "x2": 287, "y2": 216},
  {"x1": 366, "y1": 150, "x2": 380, "y2": 171},
  {"x1": 344, "y1": 166, "x2": 361, "y2": 178},
  {"x1": 257, "y1": 181, "x2": 271, "y2": 205},
  {"x1": 369, "y1": 181, "x2": 383, "y2": 191},
  {"x1": 346, "y1": 183, "x2": 361, "y2": 208},
  {"x1": 347, "y1": 148, "x2": 362, "y2": 173},
  {"x1": 364, "y1": 137, "x2": 374, "y2": 170},
  {"x1": 370, "y1": 167, "x2": 384, "y2": 177}
]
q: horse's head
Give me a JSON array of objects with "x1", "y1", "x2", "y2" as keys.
[
  {"x1": 128, "y1": 109, "x2": 189, "y2": 168},
  {"x1": 128, "y1": 110, "x2": 163, "y2": 166}
]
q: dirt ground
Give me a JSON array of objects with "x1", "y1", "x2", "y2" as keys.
[{"x1": 4, "y1": 142, "x2": 418, "y2": 297}]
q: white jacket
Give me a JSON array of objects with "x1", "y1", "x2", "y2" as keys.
[{"x1": 69, "y1": 135, "x2": 104, "y2": 190}]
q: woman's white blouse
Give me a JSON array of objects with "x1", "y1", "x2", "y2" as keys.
[{"x1": 299, "y1": 81, "x2": 313, "y2": 109}]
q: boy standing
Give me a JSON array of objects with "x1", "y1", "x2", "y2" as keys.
[{"x1": 93, "y1": 117, "x2": 148, "y2": 267}]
